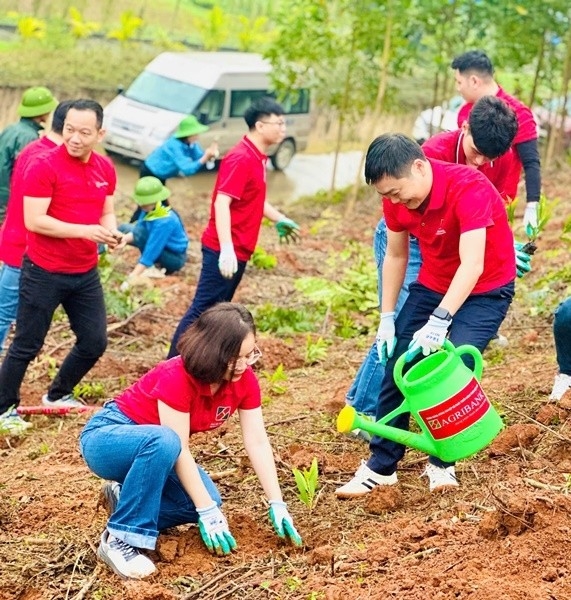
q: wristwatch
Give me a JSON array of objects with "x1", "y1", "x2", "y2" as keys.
[{"x1": 432, "y1": 306, "x2": 453, "y2": 322}]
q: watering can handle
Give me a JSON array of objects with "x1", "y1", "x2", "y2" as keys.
[{"x1": 393, "y1": 339, "x2": 483, "y2": 391}]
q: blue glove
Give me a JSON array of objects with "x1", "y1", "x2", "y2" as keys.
[
  {"x1": 406, "y1": 314, "x2": 450, "y2": 361},
  {"x1": 514, "y1": 242, "x2": 532, "y2": 278},
  {"x1": 197, "y1": 503, "x2": 237, "y2": 555},
  {"x1": 275, "y1": 218, "x2": 300, "y2": 243},
  {"x1": 375, "y1": 312, "x2": 396, "y2": 365},
  {"x1": 269, "y1": 501, "x2": 303, "y2": 547}
]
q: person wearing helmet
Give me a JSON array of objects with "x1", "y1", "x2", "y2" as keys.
[
  {"x1": 0, "y1": 86, "x2": 58, "y2": 222},
  {"x1": 119, "y1": 176, "x2": 189, "y2": 286},
  {"x1": 140, "y1": 115, "x2": 219, "y2": 183}
]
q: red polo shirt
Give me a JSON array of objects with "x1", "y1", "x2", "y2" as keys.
[
  {"x1": 201, "y1": 136, "x2": 267, "y2": 261},
  {"x1": 23, "y1": 145, "x2": 116, "y2": 273},
  {"x1": 115, "y1": 356, "x2": 261, "y2": 433},
  {"x1": 383, "y1": 159, "x2": 515, "y2": 295},
  {"x1": 0, "y1": 136, "x2": 56, "y2": 267},
  {"x1": 457, "y1": 87, "x2": 537, "y2": 200},
  {"x1": 422, "y1": 129, "x2": 518, "y2": 202}
]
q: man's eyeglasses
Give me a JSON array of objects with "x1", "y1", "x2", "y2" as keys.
[
  {"x1": 260, "y1": 120, "x2": 286, "y2": 127},
  {"x1": 234, "y1": 345, "x2": 262, "y2": 368}
]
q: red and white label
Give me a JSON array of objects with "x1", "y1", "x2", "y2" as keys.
[{"x1": 417, "y1": 378, "x2": 490, "y2": 440}]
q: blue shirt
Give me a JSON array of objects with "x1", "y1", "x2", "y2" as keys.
[
  {"x1": 143, "y1": 137, "x2": 205, "y2": 180},
  {"x1": 137, "y1": 210, "x2": 189, "y2": 267}
]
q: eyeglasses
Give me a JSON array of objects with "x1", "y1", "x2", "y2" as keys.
[
  {"x1": 260, "y1": 120, "x2": 286, "y2": 127},
  {"x1": 234, "y1": 345, "x2": 262, "y2": 368}
]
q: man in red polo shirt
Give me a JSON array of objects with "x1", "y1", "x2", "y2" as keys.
[
  {"x1": 452, "y1": 50, "x2": 541, "y2": 233},
  {"x1": 336, "y1": 134, "x2": 515, "y2": 496},
  {"x1": 168, "y1": 97, "x2": 300, "y2": 357},
  {"x1": 0, "y1": 99, "x2": 124, "y2": 430}
]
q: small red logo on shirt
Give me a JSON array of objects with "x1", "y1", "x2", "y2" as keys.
[{"x1": 216, "y1": 406, "x2": 231, "y2": 422}]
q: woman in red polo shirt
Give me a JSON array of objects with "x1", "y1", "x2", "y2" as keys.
[{"x1": 80, "y1": 303, "x2": 302, "y2": 580}]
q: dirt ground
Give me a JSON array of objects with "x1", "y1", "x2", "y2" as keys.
[{"x1": 1, "y1": 160, "x2": 571, "y2": 600}]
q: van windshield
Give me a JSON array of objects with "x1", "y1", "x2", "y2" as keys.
[{"x1": 125, "y1": 72, "x2": 206, "y2": 114}]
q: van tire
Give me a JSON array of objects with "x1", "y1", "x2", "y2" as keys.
[{"x1": 270, "y1": 138, "x2": 296, "y2": 171}]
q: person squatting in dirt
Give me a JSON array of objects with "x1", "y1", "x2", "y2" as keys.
[
  {"x1": 345, "y1": 96, "x2": 529, "y2": 429},
  {"x1": 167, "y1": 97, "x2": 300, "y2": 358},
  {"x1": 0, "y1": 99, "x2": 124, "y2": 431},
  {"x1": 80, "y1": 303, "x2": 302, "y2": 580},
  {"x1": 335, "y1": 133, "x2": 516, "y2": 497},
  {"x1": 118, "y1": 176, "x2": 189, "y2": 289}
]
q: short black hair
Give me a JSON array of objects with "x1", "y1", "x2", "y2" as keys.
[
  {"x1": 451, "y1": 50, "x2": 494, "y2": 77},
  {"x1": 244, "y1": 97, "x2": 284, "y2": 129},
  {"x1": 364, "y1": 133, "x2": 425, "y2": 184},
  {"x1": 66, "y1": 99, "x2": 104, "y2": 129},
  {"x1": 51, "y1": 100, "x2": 73, "y2": 135},
  {"x1": 468, "y1": 96, "x2": 517, "y2": 159},
  {"x1": 176, "y1": 302, "x2": 256, "y2": 383}
]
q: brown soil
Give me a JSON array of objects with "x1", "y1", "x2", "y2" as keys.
[{"x1": 2, "y1": 163, "x2": 571, "y2": 600}]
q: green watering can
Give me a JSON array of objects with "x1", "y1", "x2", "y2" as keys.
[{"x1": 337, "y1": 340, "x2": 504, "y2": 462}]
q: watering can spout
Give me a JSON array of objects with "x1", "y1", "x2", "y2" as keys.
[{"x1": 337, "y1": 406, "x2": 437, "y2": 455}]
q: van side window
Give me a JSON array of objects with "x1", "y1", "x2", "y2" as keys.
[
  {"x1": 230, "y1": 90, "x2": 311, "y2": 118},
  {"x1": 194, "y1": 89, "x2": 225, "y2": 125}
]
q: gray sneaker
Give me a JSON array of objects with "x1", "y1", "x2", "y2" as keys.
[
  {"x1": 100, "y1": 482, "x2": 121, "y2": 516},
  {"x1": 97, "y1": 529, "x2": 156, "y2": 579},
  {"x1": 0, "y1": 408, "x2": 32, "y2": 436},
  {"x1": 41, "y1": 393, "x2": 84, "y2": 408}
]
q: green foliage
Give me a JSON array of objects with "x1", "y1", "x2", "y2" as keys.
[
  {"x1": 68, "y1": 7, "x2": 100, "y2": 38},
  {"x1": 16, "y1": 15, "x2": 46, "y2": 40},
  {"x1": 525, "y1": 193, "x2": 557, "y2": 241},
  {"x1": 107, "y1": 10, "x2": 143, "y2": 44},
  {"x1": 261, "y1": 363, "x2": 288, "y2": 395},
  {"x1": 295, "y1": 242, "x2": 378, "y2": 337},
  {"x1": 193, "y1": 5, "x2": 229, "y2": 51},
  {"x1": 98, "y1": 252, "x2": 162, "y2": 319},
  {"x1": 250, "y1": 246, "x2": 278, "y2": 270},
  {"x1": 73, "y1": 381, "x2": 106, "y2": 401},
  {"x1": 304, "y1": 335, "x2": 328, "y2": 365},
  {"x1": 254, "y1": 303, "x2": 321, "y2": 335},
  {"x1": 292, "y1": 457, "x2": 319, "y2": 510},
  {"x1": 236, "y1": 15, "x2": 274, "y2": 52},
  {"x1": 27, "y1": 442, "x2": 50, "y2": 461}
]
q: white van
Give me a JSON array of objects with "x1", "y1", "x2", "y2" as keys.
[{"x1": 102, "y1": 51, "x2": 311, "y2": 170}]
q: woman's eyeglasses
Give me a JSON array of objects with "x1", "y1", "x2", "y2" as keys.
[{"x1": 234, "y1": 345, "x2": 262, "y2": 368}]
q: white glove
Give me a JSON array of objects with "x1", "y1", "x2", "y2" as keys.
[
  {"x1": 375, "y1": 311, "x2": 396, "y2": 365},
  {"x1": 407, "y1": 314, "x2": 451, "y2": 360},
  {"x1": 218, "y1": 243, "x2": 238, "y2": 279},
  {"x1": 523, "y1": 201, "x2": 538, "y2": 236}
]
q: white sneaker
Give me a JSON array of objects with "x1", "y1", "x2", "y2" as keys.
[
  {"x1": 0, "y1": 408, "x2": 32, "y2": 435},
  {"x1": 101, "y1": 482, "x2": 121, "y2": 516},
  {"x1": 97, "y1": 530, "x2": 156, "y2": 579},
  {"x1": 487, "y1": 333, "x2": 509, "y2": 349},
  {"x1": 421, "y1": 463, "x2": 458, "y2": 492},
  {"x1": 549, "y1": 373, "x2": 571, "y2": 402},
  {"x1": 335, "y1": 460, "x2": 397, "y2": 498},
  {"x1": 41, "y1": 393, "x2": 84, "y2": 408}
]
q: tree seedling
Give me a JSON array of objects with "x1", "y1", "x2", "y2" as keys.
[{"x1": 292, "y1": 457, "x2": 319, "y2": 510}]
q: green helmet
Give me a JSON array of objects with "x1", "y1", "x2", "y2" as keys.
[
  {"x1": 174, "y1": 115, "x2": 209, "y2": 138},
  {"x1": 133, "y1": 176, "x2": 171, "y2": 206},
  {"x1": 18, "y1": 86, "x2": 58, "y2": 118}
]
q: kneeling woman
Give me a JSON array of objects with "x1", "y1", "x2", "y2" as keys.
[{"x1": 80, "y1": 303, "x2": 302, "y2": 579}]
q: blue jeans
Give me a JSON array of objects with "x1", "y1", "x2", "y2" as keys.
[
  {"x1": 167, "y1": 245, "x2": 247, "y2": 358},
  {"x1": 0, "y1": 264, "x2": 21, "y2": 353},
  {"x1": 80, "y1": 402, "x2": 220, "y2": 550},
  {"x1": 367, "y1": 280, "x2": 515, "y2": 475},
  {"x1": 346, "y1": 218, "x2": 422, "y2": 416},
  {"x1": 0, "y1": 257, "x2": 108, "y2": 414},
  {"x1": 554, "y1": 297, "x2": 571, "y2": 375},
  {"x1": 118, "y1": 222, "x2": 187, "y2": 275}
]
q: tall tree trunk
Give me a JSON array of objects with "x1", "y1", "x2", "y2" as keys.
[
  {"x1": 529, "y1": 32, "x2": 546, "y2": 107},
  {"x1": 545, "y1": 22, "x2": 571, "y2": 167},
  {"x1": 345, "y1": 0, "x2": 394, "y2": 216}
]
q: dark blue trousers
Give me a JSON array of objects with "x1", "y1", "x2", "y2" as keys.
[
  {"x1": 167, "y1": 246, "x2": 247, "y2": 358},
  {"x1": 367, "y1": 280, "x2": 515, "y2": 475}
]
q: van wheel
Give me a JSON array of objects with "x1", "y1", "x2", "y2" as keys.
[{"x1": 270, "y1": 139, "x2": 296, "y2": 171}]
